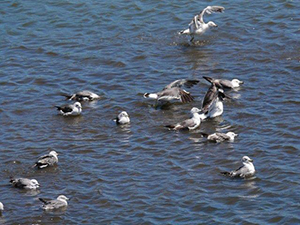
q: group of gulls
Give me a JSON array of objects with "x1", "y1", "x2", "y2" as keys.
[{"x1": 0, "y1": 5, "x2": 256, "y2": 215}]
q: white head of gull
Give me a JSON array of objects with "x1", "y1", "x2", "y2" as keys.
[
  {"x1": 165, "y1": 107, "x2": 202, "y2": 130},
  {"x1": 221, "y1": 156, "x2": 256, "y2": 178},
  {"x1": 179, "y1": 6, "x2": 225, "y2": 42},
  {"x1": 115, "y1": 111, "x2": 130, "y2": 125},
  {"x1": 55, "y1": 102, "x2": 82, "y2": 116},
  {"x1": 39, "y1": 195, "x2": 69, "y2": 211}
]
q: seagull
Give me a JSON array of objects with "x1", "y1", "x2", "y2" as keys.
[
  {"x1": 221, "y1": 156, "x2": 256, "y2": 178},
  {"x1": 203, "y1": 76, "x2": 244, "y2": 89},
  {"x1": 200, "y1": 131, "x2": 238, "y2": 142},
  {"x1": 165, "y1": 107, "x2": 201, "y2": 130},
  {"x1": 10, "y1": 178, "x2": 40, "y2": 190},
  {"x1": 39, "y1": 195, "x2": 69, "y2": 210},
  {"x1": 55, "y1": 102, "x2": 82, "y2": 116},
  {"x1": 0, "y1": 202, "x2": 3, "y2": 212},
  {"x1": 33, "y1": 151, "x2": 58, "y2": 169},
  {"x1": 144, "y1": 79, "x2": 199, "y2": 104},
  {"x1": 64, "y1": 90, "x2": 100, "y2": 101},
  {"x1": 199, "y1": 82, "x2": 230, "y2": 119},
  {"x1": 179, "y1": 6, "x2": 225, "y2": 42},
  {"x1": 114, "y1": 111, "x2": 130, "y2": 125}
]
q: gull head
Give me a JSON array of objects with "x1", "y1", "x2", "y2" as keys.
[
  {"x1": 232, "y1": 79, "x2": 244, "y2": 87},
  {"x1": 31, "y1": 179, "x2": 40, "y2": 188},
  {"x1": 227, "y1": 132, "x2": 238, "y2": 139},
  {"x1": 57, "y1": 195, "x2": 69, "y2": 201},
  {"x1": 208, "y1": 21, "x2": 218, "y2": 27},
  {"x1": 242, "y1": 156, "x2": 253, "y2": 163},
  {"x1": 119, "y1": 111, "x2": 129, "y2": 118},
  {"x1": 74, "y1": 102, "x2": 82, "y2": 109},
  {"x1": 49, "y1": 151, "x2": 58, "y2": 157},
  {"x1": 190, "y1": 107, "x2": 201, "y2": 114}
]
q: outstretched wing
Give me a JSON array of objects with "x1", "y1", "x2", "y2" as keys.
[
  {"x1": 163, "y1": 79, "x2": 199, "y2": 90},
  {"x1": 198, "y1": 6, "x2": 225, "y2": 23}
]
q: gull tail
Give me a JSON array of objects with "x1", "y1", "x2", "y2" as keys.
[
  {"x1": 221, "y1": 171, "x2": 231, "y2": 176},
  {"x1": 39, "y1": 198, "x2": 48, "y2": 204},
  {"x1": 55, "y1": 106, "x2": 62, "y2": 111},
  {"x1": 200, "y1": 132, "x2": 209, "y2": 138},
  {"x1": 179, "y1": 29, "x2": 189, "y2": 35},
  {"x1": 62, "y1": 94, "x2": 75, "y2": 101},
  {"x1": 143, "y1": 93, "x2": 158, "y2": 100},
  {"x1": 165, "y1": 125, "x2": 175, "y2": 130}
]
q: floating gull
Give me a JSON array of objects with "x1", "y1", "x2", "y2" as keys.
[
  {"x1": 39, "y1": 195, "x2": 69, "y2": 210},
  {"x1": 33, "y1": 151, "x2": 58, "y2": 169},
  {"x1": 221, "y1": 156, "x2": 255, "y2": 178},
  {"x1": 64, "y1": 90, "x2": 100, "y2": 101},
  {"x1": 203, "y1": 76, "x2": 244, "y2": 89},
  {"x1": 10, "y1": 178, "x2": 40, "y2": 190},
  {"x1": 179, "y1": 6, "x2": 225, "y2": 42},
  {"x1": 0, "y1": 202, "x2": 3, "y2": 212},
  {"x1": 165, "y1": 107, "x2": 201, "y2": 130},
  {"x1": 144, "y1": 79, "x2": 199, "y2": 104},
  {"x1": 114, "y1": 111, "x2": 130, "y2": 125},
  {"x1": 200, "y1": 131, "x2": 238, "y2": 142},
  {"x1": 55, "y1": 102, "x2": 82, "y2": 116},
  {"x1": 199, "y1": 82, "x2": 230, "y2": 119}
]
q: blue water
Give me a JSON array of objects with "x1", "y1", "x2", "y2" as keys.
[{"x1": 1, "y1": 0, "x2": 299, "y2": 224}]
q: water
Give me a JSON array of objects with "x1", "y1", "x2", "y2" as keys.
[{"x1": 1, "y1": 0, "x2": 299, "y2": 224}]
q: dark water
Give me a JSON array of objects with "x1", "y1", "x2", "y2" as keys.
[{"x1": 1, "y1": 0, "x2": 300, "y2": 224}]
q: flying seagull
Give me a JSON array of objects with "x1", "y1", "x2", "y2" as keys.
[
  {"x1": 33, "y1": 151, "x2": 58, "y2": 169},
  {"x1": 39, "y1": 195, "x2": 69, "y2": 210},
  {"x1": 221, "y1": 156, "x2": 255, "y2": 178},
  {"x1": 64, "y1": 90, "x2": 100, "y2": 101},
  {"x1": 179, "y1": 6, "x2": 225, "y2": 42},
  {"x1": 10, "y1": 178, "x2": 40, "y2": 190},
  {"x1": 114, "y1": 111, "x2": 130, "y2": 125},
  {"x1": 55, "y1": 102, "x2": 82, "y2": 116},
  {"x1": 199, "y1": 82, "x2": 230, "y2": 119},
  {"x1": 200, "y1": 131, "x2": 238, "y2": 142},
  {"x1": 165, "y1": 107, "x2": 202, "y2": 130},
  {"x1": 144, "y1": 79, "x2": 199, "y2": 104},
  {"x1": 203, "y1": 76, "x2": 244, "y2": 89}
]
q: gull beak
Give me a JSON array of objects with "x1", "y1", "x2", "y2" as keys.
[
  {"x1": 240, "y1": 81, "x2": 244, "y2": 84},
  {"x1": 249, "y1": 159, "x2": 253, "y2": 162}
]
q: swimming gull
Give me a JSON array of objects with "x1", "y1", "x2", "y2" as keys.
[
  {"x1": 39, "y1": 195, "x2": 69, "y2": 210},
  {"x1": 165, "y1": 107, "x2": 201, "y2": 130},
  {"x1": 203, "y1": 76, "x2": 244, "y2": 89},
  {"x1": 64, "y1": 90, "x2": 100, "y2": 101},
  {"x1": 33, "y1": 151, "x2": 58, "y2": 169},
  {"x1": 221, "y1": 156, "x2": 255, "y2": 178},
  {"x1": 0, "y1": 202, "x2": 3, "y2": 212},
  {"x1": 144, "y1": 79, "x2": 199, "y2": 104},
  {"x1": 114, "y1": 111, "x2": 130, "y2": 125},
  {"x1": 55, "y1": 102, "x2": 82, "y2": 116},
  {"x1": 200, "y1": 131, "x2": 238, "y2": 142},
  {"x1": 179, "y1": 6, "x2": 225, "y2": 42},
  {"x1": 10, "y1": 178, "x2": 40, "y2": 190},
  {"x1": 199, "y1": 82, "x2": 230, "y2": 119}
]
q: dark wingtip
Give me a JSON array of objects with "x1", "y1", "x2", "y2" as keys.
[
  {"x1": 39, "y1": 198, "x2": 47, "y2": 204},
  {"x1": 203, "y1": 76, "x2": 214, "y2": 83},
  {"x1": 165, "y1": 125, "x2": 175, "y2": 129},
  {"x1": 143, "y1": 93, "x2": 150, "y2": 98}
]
